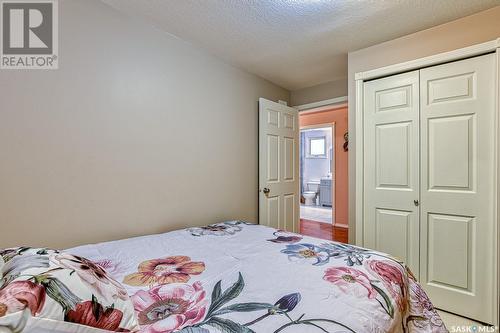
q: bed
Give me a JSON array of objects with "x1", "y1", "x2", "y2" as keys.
[{"x1": 58, "y1": 221, "x2": 447, "y2": 333}]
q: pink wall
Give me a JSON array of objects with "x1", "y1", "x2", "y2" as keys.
[{"x1": 299, "y1": 107, "x2": 349, "y2": 227}]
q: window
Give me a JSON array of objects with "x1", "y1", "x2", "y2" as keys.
[{"x1": 309, "y1": 137, "x2": 326, "y2": 157}]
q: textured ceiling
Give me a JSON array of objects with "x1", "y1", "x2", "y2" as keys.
[{"x1": 101, "y1": 0, "x2": 499, "y2": 90}]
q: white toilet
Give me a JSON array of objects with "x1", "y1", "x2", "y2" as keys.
[
  {"x1": 303, "y1": 180, "x2": 320, "y2": 206},
  {"x1": 303, "y1": 191, "x2": 316, "y2": 206}
]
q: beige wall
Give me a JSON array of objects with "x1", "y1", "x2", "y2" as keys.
[
  {"x1": 290, "y1": 78, "x2": 347, "y2": 106},
  {"x1": 347, "y1": 6, "x2": 500, "y2": 243},
  {"x1": 0, "y1": 0, "x2": 289, "y2": 249}
]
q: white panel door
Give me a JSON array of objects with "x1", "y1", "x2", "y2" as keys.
[
  {"x1": 419, "y1": 54, "x2": 496, "y2": 324},
  {"x1": 363, "y1": 71, "x2": 420, "y2": 275},
  {"x1": 259, "y1": 98, "x2": 299, "y2": 232}
]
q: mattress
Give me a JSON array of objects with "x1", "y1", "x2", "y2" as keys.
[{"x1": 67, "y1": 221, "x2": 447, "y2": 333}]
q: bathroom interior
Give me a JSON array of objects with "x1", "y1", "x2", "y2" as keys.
[{"x1": 300, "y1": 126, "x2": 334, "y2": 224}]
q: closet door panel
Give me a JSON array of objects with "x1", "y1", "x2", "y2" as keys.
[
  {"x1": 428, "y1": 115, "x2": 474, "y2": 191},
  {"x1": 363, "y1": 71, "x2": 420, "y2": 275},
  {"x1": 375, "y1": 208, "x2": 414, "y2": 262},
  {"x1": 420, "y1": 54, "x2": 496, "y2": 324}
]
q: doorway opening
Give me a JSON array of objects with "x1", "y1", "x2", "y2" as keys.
[
  {"x1": 300, "y1": 125, "x2": 334, "y2": 226},
  {"x1": 298, "y1": 105, "x2": 348, "y2": 242}
]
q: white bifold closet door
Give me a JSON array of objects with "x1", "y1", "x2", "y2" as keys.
[
  {"x1": 363, "y1": 71, "x2": 421, "y2": 276},
  {"x1": 363, "y1": 53, "x2": 496, "y2": 324},
  {"x1": 419, "y1": 54, "x2": 496, "y2": 324}
]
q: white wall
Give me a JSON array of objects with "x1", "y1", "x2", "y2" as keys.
[
  {"x1": 347, "y1": 6, "x2": 500, "y2": 243},
  {"x1": 0, "y1": 0, "x2": 289, "y2": 248},
  {"x1": 290, "y1": 78, "x2": 347, "y2": 106}
]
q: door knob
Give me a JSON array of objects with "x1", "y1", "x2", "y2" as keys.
[
  {"x1": 263, "y1": 188, "x2": 270, "y2": 195},
  {"x1": 414, "y1": 200, "x2": 419, "y2": 206}
]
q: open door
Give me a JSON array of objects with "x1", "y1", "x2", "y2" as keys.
[{"x1": 259, "y1": 98, "x2": 299, "y2": 232}]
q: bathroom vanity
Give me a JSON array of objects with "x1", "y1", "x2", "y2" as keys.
[{"x1": 319, "y1": 177, "x2": 332, "y2": 207}]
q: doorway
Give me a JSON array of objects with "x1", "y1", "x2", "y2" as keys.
[
  {"x1": 299, "y1": 125, "x2": 334, "y2": 224},
  {"x1": 257, "y1": 98, "x2": 348, "y2": 242},
  {"x1": 298, "y1": 106, "x2": 348, "y2": 242}
]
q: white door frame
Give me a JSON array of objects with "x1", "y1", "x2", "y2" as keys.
[
  {"x1": 294, "y1": 96, "x2": 348, "y2": 111},
  {"x1": 299, "y1": 123, "x2": 336, "y2": 225},
  {"x1": 296, "y1": 101, "x2": 346, "y2": 227},
  {"x1": 354, "y1": 38, "x2": 500, "y2": 326}
]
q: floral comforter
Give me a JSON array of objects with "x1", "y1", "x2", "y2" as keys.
[{"x1": 67, "y1": 221, "x2": 448, "y2": 333}]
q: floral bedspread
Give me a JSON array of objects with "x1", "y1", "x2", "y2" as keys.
[{"x1": 67, "y1": 222, "x2": 448, "y2": 333}]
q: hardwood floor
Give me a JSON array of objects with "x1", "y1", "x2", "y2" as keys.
[
  {"x1": 332, "y1": 224, "x2": 348, "y2": 243},
  {"x1": 300, "y1": 218, "x2": 333, "y2": 240},
  {"x1": 299, "y1": 219, "x2": 348, "y2": 243}
]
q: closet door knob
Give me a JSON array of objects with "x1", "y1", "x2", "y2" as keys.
[{"x1": 414, "y1": 200, "x2": 419, "y2": 207}]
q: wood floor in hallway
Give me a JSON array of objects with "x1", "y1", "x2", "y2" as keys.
[{"x1": 299, "y1": 219, "x2": 348, "y2": 243}]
